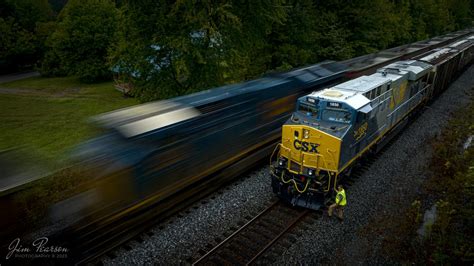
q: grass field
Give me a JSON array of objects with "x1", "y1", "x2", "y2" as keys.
[{"x1": 0, "y1": 76, "x2": 138, "y2": 167}]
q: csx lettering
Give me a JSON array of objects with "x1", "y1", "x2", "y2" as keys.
[
  {"x1": 353, "y1": 122, "x2": 368, "y2": 141},
  {"x1": 293, "y1": 140, "x2": 319, "y2": 153}
]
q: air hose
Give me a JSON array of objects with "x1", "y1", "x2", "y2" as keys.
[{"x1": 279, "y1": 171, "x2": 310, "y2": 193}]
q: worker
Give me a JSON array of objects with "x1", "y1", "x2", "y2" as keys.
[{"x1": 328, "y1": 185, "x2": 346, "y2": 221}]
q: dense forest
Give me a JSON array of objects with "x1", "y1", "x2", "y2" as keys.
[{"x1": 1, "y1": 0, "x2": 472, "y2": 101}]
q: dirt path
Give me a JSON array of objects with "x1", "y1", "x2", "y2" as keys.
[
  {"x1": 0, "y1": 71, "x2": 40, "y2": 84},
  {"x1": 0, "y1": 88, "x2": 48, "y2": 96},
  {"x1": 0, "y1": 87, "x2": 82, "y2": 97}
]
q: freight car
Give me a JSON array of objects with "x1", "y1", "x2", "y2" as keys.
[
  {"x1": 415, "y1": 36, "x2": 474, "y2": 98},
  {"x1": 342, "y1": 29, "x2": 472, "y2": 78},
  {"x1": 270, "y1": 35, "x2": 474, "y2": 210}
]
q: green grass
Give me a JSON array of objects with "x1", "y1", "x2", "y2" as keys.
[{"x1": 0, "y1": 76, "x2": 138, "y2": 167}]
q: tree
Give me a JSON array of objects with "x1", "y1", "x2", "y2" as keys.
[
  {"x1": 448, "y1": 0, "x2": 472, "y2": 29},
  {"x1": 0, "y1": 0, "x2": 53, "y2": 73},
  {"x1": 42, "y1": 0, "x2": 119, "y2": 82},
  {"x1": 228, "y1": 0, "x2": 287, "y2": 77},
  {"x1": 48, "y1": 0, "x2": 69, "y2": 14},
  {"x1": 0, "y1": 17, "x2": 36, "y2": 73},
  {"x1": 110, "y1": 0, "x2": 473, "y2": 101},
  {"x1": 110, "y1": 0, "x2": 291, "y2": 101}
]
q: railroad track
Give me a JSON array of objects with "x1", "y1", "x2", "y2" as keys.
[
  {"x1": 190, "y1": 114, "x2": 417, "y2": 266},
  {"x1": 192, "y1": 201, "x2": 309, "y2": 265}
]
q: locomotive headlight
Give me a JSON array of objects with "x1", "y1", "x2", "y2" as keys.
[
  {"x1": 303, "y1": 129, "x2": 310, "y2": 139},
  {"x1": 308, "y1": 169, "x2": 313, "y2": 176},
  {"x1": 307, "y1": 97, "x2": 316, "y2": 104},
  {"x1": 278, "y1": 157, "x2": 287, "y2": 167}
]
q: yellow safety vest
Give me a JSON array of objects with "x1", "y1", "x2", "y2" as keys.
[{"x1": 336, "y1": 189, "x2": 347, "y2": 206}]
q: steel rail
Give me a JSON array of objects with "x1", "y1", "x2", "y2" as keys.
[
  {"x1": 192, "y1": 201, "x2": 309, "y2": 265},
  {"x1": 246, "y1": 209, "x2": 309, "y2": 265},
  {"x1": 192, "y1": 200, "x2": 280, "y2": 265}
]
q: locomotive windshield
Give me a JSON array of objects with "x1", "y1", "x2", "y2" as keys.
[
  {"x1": 321, "y1": 109, "x2": 352, "y2": 124},
  {"x1": 298, "y1": 103, "x2": 319, "y2": 117}
]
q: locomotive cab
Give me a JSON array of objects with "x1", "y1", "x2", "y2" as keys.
[
  {"x1": 272, "y1": 60, "x2": 433, "y2": 210},
  {"x1": 271, "y1": 89, "x2": 366, "y2": 210}
]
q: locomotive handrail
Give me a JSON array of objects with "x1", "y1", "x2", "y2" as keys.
[
  {"x1": 269, "y1": 142, "x2": 281, "y2": 168},
  {"x1": 331, "y1": 172, "x2": 339, "y2": 192}
]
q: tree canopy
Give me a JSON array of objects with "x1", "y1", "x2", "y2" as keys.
[
  {"x1": 1, "y1": 0, "x2": 472, "y2": 97},
  {"x1": 41, "y1": 0, "x2": 119, "y2": 82},
  {"x1": 109, "y1": 0, "x2": 473, "y2": 101},
  {"x1": 0, "y1": 0, "x2": 53, "y2": 73}
]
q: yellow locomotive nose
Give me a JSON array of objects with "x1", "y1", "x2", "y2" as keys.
[{"x1": 279, "y1": 125, "x2": 341, "y2": 175}]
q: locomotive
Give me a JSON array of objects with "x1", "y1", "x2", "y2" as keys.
[{"x1": 271, "y1": 35, "x2": 474, "y2": 210}]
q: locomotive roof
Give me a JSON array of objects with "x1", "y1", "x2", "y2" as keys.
[
  {"x1": 377, "y1": 60, "x2": 432, "y2": 80},
  {"x1": 308, "y1": 88, "x2": 371, "y2": 110},
  {"x1": 308, "y1": 59, "x2": 432, "y2": 111},
  {"x1": 92, "y1": 100, "x2": 201, "y2": 138},
  {"x1": 334, "y1": 75, "x2": 389, "y2": 93},
  {"x1": 308, "y1": 72, "x2": 393, "y2": 110}
]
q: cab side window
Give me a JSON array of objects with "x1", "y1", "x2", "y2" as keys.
[{"x1": 356, "y1": 112, "x2": 367, "y2": 123}]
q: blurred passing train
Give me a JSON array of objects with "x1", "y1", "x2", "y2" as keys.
[
  {"x1": 271, "y1": 35, "x2": 474, "y2": 210},
  {"x1": 68, "y1": 62, "x2": 346, "y2": 221}
]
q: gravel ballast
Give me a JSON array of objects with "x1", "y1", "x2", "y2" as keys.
[
  {"x1": 102, "y1": 166, "x2": 277, "y2": 265},
  {"x1": 103, "y1": 66, "x2": 474, "y2": 265}
]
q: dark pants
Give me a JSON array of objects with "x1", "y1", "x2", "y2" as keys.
[{"x1": 328, "y1": 203, "x2": 344, "y2": 219}]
